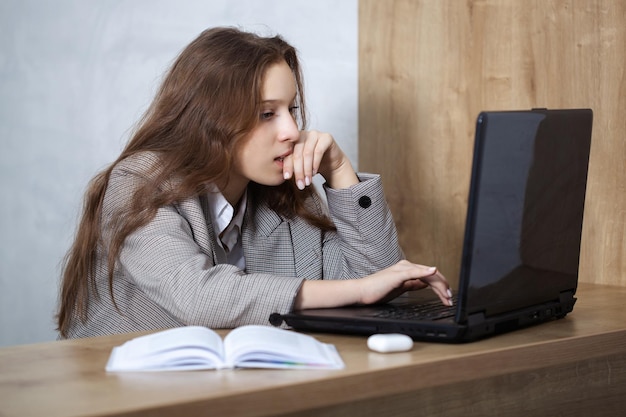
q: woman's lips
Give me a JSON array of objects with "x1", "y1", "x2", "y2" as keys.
[{"x1": 275, "y1": 151, "x2": 292, "y2": 163}]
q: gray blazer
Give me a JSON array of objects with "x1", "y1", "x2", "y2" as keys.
[{"x1": 65, "y1": 153, "x2": 404, "y2": 338}]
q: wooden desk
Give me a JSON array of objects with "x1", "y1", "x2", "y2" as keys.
[{"x1": 1, "y1": 283, "x2": 625, "y2": 417}]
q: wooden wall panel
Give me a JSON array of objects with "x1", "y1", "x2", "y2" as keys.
[{"x1": 359, "y1": 0, "x2": 626, "y2": 287}]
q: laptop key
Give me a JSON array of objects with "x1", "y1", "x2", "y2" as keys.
[{"x1": 370, "y1": 300, "x2": 456, "y2": 320}]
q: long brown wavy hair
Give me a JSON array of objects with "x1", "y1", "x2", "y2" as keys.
[{"x1": 57, "y1": 27, "x2": 335, "y2": 337}]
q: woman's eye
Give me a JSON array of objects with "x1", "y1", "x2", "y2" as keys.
[{"x1": 260, "y1": 106, "x2": 298, "y2": 121}]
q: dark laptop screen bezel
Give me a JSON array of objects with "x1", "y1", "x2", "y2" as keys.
[{"x1": 455, "y1": 109, "x2": 593, "y2": 324}]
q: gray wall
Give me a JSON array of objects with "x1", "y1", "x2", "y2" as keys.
[{"x1": 0, "y1": 0, "x2": 357, "y2": 346}]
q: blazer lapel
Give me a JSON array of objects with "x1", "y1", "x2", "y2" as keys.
[
  {"x1": 289, "y1": 216, "x2": 324, "y2": 279},
  {"x1": 242, "y1": 203, "x2": 295, "y2": 275},
  {"x1": 242, "y1": 203, "x2": 322, "y2": 279},
  {"x1": 194, "y1": 194, "x2": 224, "y2": 265}
]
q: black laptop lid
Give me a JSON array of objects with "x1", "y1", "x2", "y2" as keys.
[{"x1": 456, "y1": 109, "x2": 593, "y2": 322}]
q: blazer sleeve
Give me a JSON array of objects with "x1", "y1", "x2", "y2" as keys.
[{"x1": 321, "y1": 173, "x2": 405, "y2": 278}]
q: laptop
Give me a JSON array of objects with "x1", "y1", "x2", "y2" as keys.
[{"x1": 271, "y1": 108, "x2": 594, "y2": 343}]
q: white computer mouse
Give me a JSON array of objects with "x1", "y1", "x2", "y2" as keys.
[{"x1": 367, "y1": 333, "x2": 414, "y2": 353}]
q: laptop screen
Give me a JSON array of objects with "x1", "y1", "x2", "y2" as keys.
[{"x1": 459, "y1": 109, "x2": 593, "y2": 319}]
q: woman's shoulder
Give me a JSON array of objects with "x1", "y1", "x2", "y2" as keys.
[
  {"x1": 105, "y1": 152, "x2": 168, "y2": 201},
  {"x1": 112, "y1": 151, "x2": 162, "y2": 178},
  {"x1": 103, "y1": 152, "x2": 173, "y2": 216}
]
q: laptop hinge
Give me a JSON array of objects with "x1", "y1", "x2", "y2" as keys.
[{"x1": 467, "y1": 311, "x2": 486, "y2": 327}]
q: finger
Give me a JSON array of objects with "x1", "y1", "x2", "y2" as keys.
[
  {"x1": 420, "y1": 272, "x2": 453, "y2": 306},
  {"x1": 394, "y1": 261, "x2": 438, "y2": 278},
  {"x1": 282, "y1": 152, "x2": 294, "y2": 180},
  {"x1": 300, "y1": 132, "x2": 320, "y2": 186},
  {"x1": 401, "y1": 279, "x2": 429, "y2": 291},
  {"x1": 311, "y1": 132, "x2": 332, "y2": 177},
  {"x1": 395, "y1": 263, "x2": 443, "y2": 292},
  {"x1": 291, "y1": 137, "x2": 307, "y2": 190}
]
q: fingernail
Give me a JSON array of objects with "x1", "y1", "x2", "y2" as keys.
[
  {"x1": 428, "y1": 266, "x2": 437, "y2": 273},
  {"x1": 284, "y1": 171, "x2": 291, "y2": 180},
  {"x1": 447, "y1": 289, "x2": 453, "y2": 298},
  {"x1": 305, "y1": 176, "x2": 311, "y2": 186},
  {"x1": 297, "y1": 180, "x2": 305, "y2": 190}
]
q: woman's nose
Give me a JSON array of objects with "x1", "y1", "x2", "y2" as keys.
[{"x1": 278, "y1": 114, "x2": 300, "y2": 142}]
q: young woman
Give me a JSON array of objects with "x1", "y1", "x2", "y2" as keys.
[{"x1": 57, "y1": 27, "x2": 452, "y2": 338}]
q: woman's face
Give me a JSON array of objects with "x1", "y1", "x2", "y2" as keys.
[{"x1": 230, "y1": 60, "x2": 300, "y2": 194}]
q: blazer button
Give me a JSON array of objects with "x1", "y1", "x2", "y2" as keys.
[{"x1": 358, "y1": 196, "x2": 372, "y2": 208}]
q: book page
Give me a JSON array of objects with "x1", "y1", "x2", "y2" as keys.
[
  {"x1": 105, "y1": 326, "x2": 226, "y2": 371},
  {"x1": 223, "y1": 325, "x2": 344, "y2": 369}
]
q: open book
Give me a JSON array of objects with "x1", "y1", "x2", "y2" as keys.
[{"x1": 105, "y1": 325, "x2": 344, "y2": 371}]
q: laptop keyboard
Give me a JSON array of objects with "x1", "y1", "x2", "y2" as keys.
[{"x1": 370, "y1": 298, "x2": 457, "y2": 321}]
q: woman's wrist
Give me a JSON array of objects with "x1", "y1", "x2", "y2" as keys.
[
  {"x1": 294, "y1": 279, "x2": 361, "y2": 310},
  {"x1": 324, "y1": 158, "x2": 359, "y2": 190}
]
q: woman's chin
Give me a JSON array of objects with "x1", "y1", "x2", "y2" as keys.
[{"x1": 254, "y1": 176, "x2": 288, "y2": 187}]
